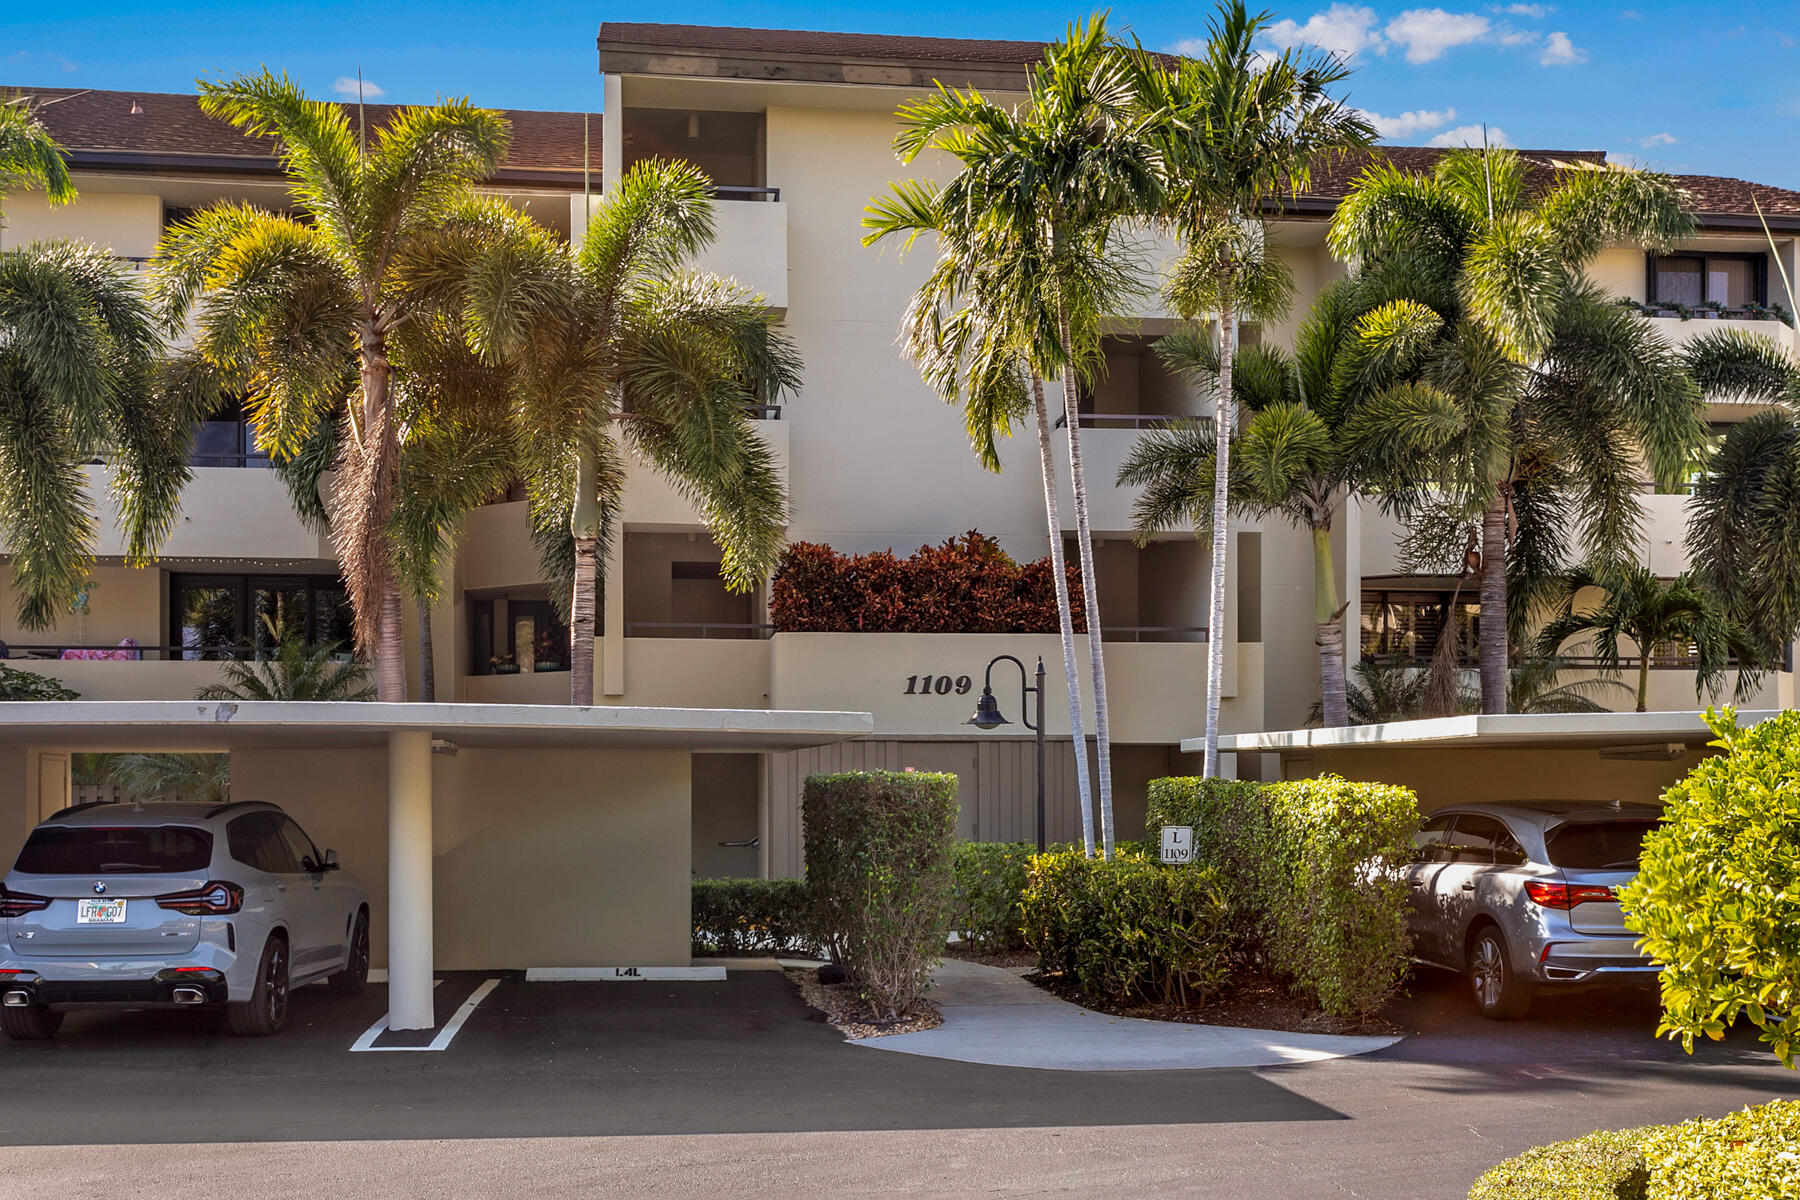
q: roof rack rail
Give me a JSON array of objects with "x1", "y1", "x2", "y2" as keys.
[{"x1": 47, "y1": 799, "x2": 121, "y2": 820}]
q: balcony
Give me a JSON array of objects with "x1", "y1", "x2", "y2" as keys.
[
  {"x1": 622, "y1": 413, "x2": 789, "y2": 526},
  {"x1": 695, "y1": 196, "x2": 787, "y2": 310},
  {"x1": 83, "y1": 465, "x2": 328, "y2": 562},
  {"x1": 0, "y1": 656, "x2": 231, "y2": 702}
]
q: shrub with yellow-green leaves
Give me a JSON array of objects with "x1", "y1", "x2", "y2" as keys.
[{"x1": 1621, "y1": 707, "x2": 1800, "y2": 1065}]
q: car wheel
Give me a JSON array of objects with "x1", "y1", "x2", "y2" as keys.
[
  {"x1": 1468, "y1": 927, "x2": 1531, "y2": 1020},
  {"x1": 226, "y1": 933, "x2": 290, "y2": 1037},
  {"x1": 328, "y1": 909, "x2": 370, "y2": 996},
  {"x1": 0, "y1": 1002, "x2": 63, "y2": 1041}
]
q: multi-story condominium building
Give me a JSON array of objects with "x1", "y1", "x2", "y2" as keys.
[{"x1": 5, "y1": 23, "x2": 1799, "y2": 877}]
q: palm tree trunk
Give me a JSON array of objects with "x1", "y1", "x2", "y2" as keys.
[
  {"x1": 1202, "y1": 305, "x2": 1236, "y2": 777},
  {"x1": 417, "y1": 597, "x2": 436, "y2": 703},
  {"x1": 1479, "y1": 491, "x2": 1511, "y2": 715},
  {"x1": 1313, "y1": 523, "x2": 1348, "y2": 728},
  {"x1": 569, "y1": 446, "x2": 603, "y2": 707},
  {"x1": 1030, "y1": 375, "x2": 1095, "y2": 858},
  {"x1": 376, "y1": 587, "x2": 406, "y2": 702},
  {"x1": 1636, "y1": 653, "x2": 1650, "y2": 713},
  {"x1": 1056, "y1": 313, "x2": 1113, "y2": 859}
]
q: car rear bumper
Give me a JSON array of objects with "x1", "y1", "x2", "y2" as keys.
[
  {"x1": 1, "y1": 967, "x2": 230, "y2": 1008},
  {"x1": 1526, "y1": 937, "x2": 1658, "y2": 986}
]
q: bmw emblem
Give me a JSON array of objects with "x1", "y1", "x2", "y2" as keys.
[{"x1": 92, "y1": 882, "x2": 106, "y2": 894}]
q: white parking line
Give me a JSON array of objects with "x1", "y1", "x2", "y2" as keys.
[{"x1": 349, "y1": 977, "x2": 499, "y2": 1053}]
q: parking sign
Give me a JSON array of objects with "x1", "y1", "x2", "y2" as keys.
[{"x1": 1160, "y1": 825, "x2": 1194, "y2": 865}]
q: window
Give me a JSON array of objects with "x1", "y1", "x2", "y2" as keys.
[
  {"x1": 227, "y1": 813, "x2": 300, "y2": 874},
  {"x1": 468, "y1": 593, "x2": 572, "y2": 675},
  {"x1": 170, "y1": 574, "x2": 353, "y2": 660},
  {"x1": 189, "y1": 396, "x2": 270, "y2": 468},
  {"x1": 1362, "y1": 589, "x2": 1481, "y2": 663},
  {"x1": 273, "y1": 816, "x2": 323, "y2": 872},
  {"x1": 1545, "y1": 819, "x2": 1659, "y2": 870},
  {"x1": 1411, "y1": 815, "x2": 1455, "y2": 863},
  {"x1": 1648, "y1": 253, "x2": 1766, "y2": 309},
  {"x1": 13, "y1": 826, "x2": 213, "y2": 874},
  {"x1": 1443, "y1": 815, "x2": 1527, "y2": 866}
]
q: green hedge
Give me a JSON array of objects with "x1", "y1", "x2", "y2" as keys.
[
  {"x1": 1019, "y1": 850, "x2": 1231, "y2": 1007},
  {"x1": 949, "y1": 841, "x2": 1035, "y2": 952},
  {"x1": 803, "y1": 770, "x2": 958, "y2": 1020},
  {"x1": 1147, "y1": 774, "x2": 1419, "y2": 1021},
  {"x1": 1622, "y1": 707, "x2": 1800, "y2": 1065},
  {"x1": 1469, "y1": 1100, "x2": 1800, "y2": 1199},
  {"x1": 691, "y1": 878, "x2": 821, "y2": 958}
]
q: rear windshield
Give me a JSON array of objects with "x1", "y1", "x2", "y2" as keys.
[
  {"x1": 12, "y1": 826, "x2": 213, "y2": 875},
  {"x1": 1545, "y1": 819, "x2": 1658, "y2": 871}
]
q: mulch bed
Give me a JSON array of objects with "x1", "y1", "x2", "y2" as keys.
[
  {"x1": 1028, "y1": 965, "x2": 1407, "y2": 1038},
  {"x1": 783, "y1": 967, "x2": 944, "y2": 1040}
]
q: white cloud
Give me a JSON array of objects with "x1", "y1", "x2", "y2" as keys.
[
  {"x1": 1385, "y1": 8, "x2": 1492, "y2": 63},
  {"x1": 1619, "y1": 8, "x2": 1639, "y2": 16},
  {"x1": 1260, "y1": 3, "x2": 1387, "y2": 58},
  {"x1": 1428, "y1": 124, "x2": 1512, "y2": 148},
  {"x1": 1361, "y1": 105, "x2": 1459, "y2": 138},
  {"x1": 1537, "y1": 30, "x2": 1587, "y2": 65},
  {"x1": 332, "y1": 76, "x2": 385, "y2": 100},
  {"x1": 1499, "y1": 3, "x2": 1550, "y2": 17},
  {"x1": 1638, "y1": 132, "x2": 1677, "y2": 148}
]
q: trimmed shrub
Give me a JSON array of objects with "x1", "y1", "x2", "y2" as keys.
[
  {"x1": 1019, "y1": 850, "x2": 1232, "y2": 1007},
  {"x1": 949, "y1": 841, "x2": 1035, "y2": 952},
  {"x1": 1468, "y1": 1100, "x2": 1800, "y2": 1200},
  {"x1": 691, "y1": 878, "x2": 821, "y2": 958},
  {"x1": 1642, "y1": 1099, "x2": 1800, "y2": 1199},
  {"x1": 1467, "y1": 1128, "x2": 1650, "y2": 1199},
  {"x1": 1146, "y1": 774, "x2": 1419, "y2": 1021},
  {"x1": 1622, "y1": 707, "x2": 1800, "y2": 1065},
  {"x1": 769, "y1": 532, "x2": 1085, "y2": 633},
  {"x1": 0, "y1": 664, "x2": 78, "y2": 700},
  {"x1": 803, "y1": 770, "x2": 958, "y2": 1020}
]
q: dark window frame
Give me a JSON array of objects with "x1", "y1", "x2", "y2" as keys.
[
  {"x1": 468, "y1": 592, "x2": 574, "y2": 676},
  {"x1": 1647, "y1": 252, "x2": 1768, "y2": 308},
  {"x1": 169, "y1": 572, "x2": 353, "y2": 660}
]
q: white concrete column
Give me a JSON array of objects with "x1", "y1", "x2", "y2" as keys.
[{"x1": 387, "y1": 730, "x2": 434, "y2": 1031}]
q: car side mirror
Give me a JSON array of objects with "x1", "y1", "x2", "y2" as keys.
[{"x1": 324, "y1": 849, "x2": 339, "y2": 869}]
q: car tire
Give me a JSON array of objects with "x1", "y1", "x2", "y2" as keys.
[
  {"x1": 328, "y1": 909, "x2": 370, "y2": 996},
  {"x1": 226, "y1": 933, "x2": 290, "y2": 1037},
  {"x1": 0, "y1": 1002, "x2": 63, "y2": 1041},
  {"x1": 1468, "y1": 927, "x2": 1531, "y2": 1020}
]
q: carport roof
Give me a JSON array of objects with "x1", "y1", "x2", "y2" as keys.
[
  {"x1": 1204, "y1": 710, "x2": 1781, "y2": 756},
  {"x1": 0, "y1": 701, "x2": 874, "y2": 752}
]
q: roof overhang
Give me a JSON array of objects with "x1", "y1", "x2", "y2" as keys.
[
  {"x1": 598, "y1": 40, "x2": 1033, "y2": 94},
  {"x1": 1204, "y1": 710, "x2": 1777, "y2": 756},
  {"x1": 60, "y1": 150, "x2": 585, "y2": 191},
  {"x1": 0, "y1": 701, "x2": 873, "y2": 753}
]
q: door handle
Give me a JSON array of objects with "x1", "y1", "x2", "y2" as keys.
[
  {"x1": 1460, "y1": 881, "x2": 1475, "y2": 892},
  {"x1": 1409, "y1": 880, "x2": 1425, "y2": 889},
  {"x1": 276, "y1": 883, "x2": 288, "y2": 893}
]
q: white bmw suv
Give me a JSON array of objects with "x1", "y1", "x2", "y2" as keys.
[{"x1": 0, "y1": 800, "x2": 369, "y2": 1039}]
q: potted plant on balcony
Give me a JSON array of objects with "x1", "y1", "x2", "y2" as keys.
[{"x1": 489, "y1": 653, "x2": 520, "y2": 675}]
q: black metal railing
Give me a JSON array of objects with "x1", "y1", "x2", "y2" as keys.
[
  {"x1": 713, "y1": 185, "x2": 780, "y2": 202},
  {"x1": 1100, "y1": 626, "x2": 1209, "y2": 643},
  {"x1": 1077, "y1": 413, "x2": 1184, "y2": 430},
  {"x1": 0, "y1": 643, "x2": 348, "y2": 663},
  {"x1": 745, "y1": 404, "x2": 782, "y2": 420},
  {"x1": 625, "y1": 622, "x2": 774, "y2": 640},
  {"x1": 188, "y1": 451, "x2": 272, "y2": 468}
]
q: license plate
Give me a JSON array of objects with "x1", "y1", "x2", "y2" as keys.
[{"x1": 77, "y1": 898, "x2": 127, "y2": 924}]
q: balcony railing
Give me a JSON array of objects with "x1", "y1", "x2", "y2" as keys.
[
  {"x1": 2, "y1": 643, "x2": 351, "y2": 662},
  {"x1": 1102, "y1": 626, "x2": 1209, "y2": 643},
  {"x1": 625, "y1": 622, "x2": 774, "y2": 640},
  {"x1": 713, "y1": 185, "x2": 780, "y2": 202}
]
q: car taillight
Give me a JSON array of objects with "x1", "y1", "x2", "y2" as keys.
[
  {"x1": 0, "y1": 885, "x2": 50, "y2": 918},
  {"x1": 1524, "y1": 880, "x2": 1614, "y2": 909},
  {"x1": 155, "y1": 882, "x2": 243, "y2": 916}
]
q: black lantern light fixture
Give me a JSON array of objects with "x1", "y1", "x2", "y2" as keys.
[{"x1": 966, "y1": 654, "x2": 1047, "y2": 851}]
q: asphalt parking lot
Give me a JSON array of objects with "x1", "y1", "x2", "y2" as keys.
[{"x1": 1, "y1": 966, "x2": 1796, "y2": 1198}]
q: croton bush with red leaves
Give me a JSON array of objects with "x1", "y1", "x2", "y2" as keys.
[{"x1": 770, "y1": 531, "x2": 1086, "y2": 634}]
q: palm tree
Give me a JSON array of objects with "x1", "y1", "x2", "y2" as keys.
[
  {"x1": 151, "y1": 73, "x2": 511, "y2": 701},
  {"x1": 1119, "y1": 277, "x2": 1461, "y2": 727},
  {"x1": 1329, "y1": 146, "x2": 1704, "y2": 714},
  {"x1": 431, "y1": 171, "x2": 798, "y2": 705},
  {"x1": 0, "y1": 97, "x2": 74, "y2": 218},
  {"x1": 1535, "y1": 566, "x2": 1753, "y2": 712},
  {"x1": 0, "y1": 243, "x2": 215, "y2": 629},
  {"x1": 1498, "y1": 655, "x2": 1631, "y2": 715},
  {"x1": 1128, "y1": 1, "x2": 1374, "y2": 776},
  {"x1": 886, "y1": 15, "x2": 1159, "y2": 855},
  {"x1": 195, "y1": 620, "x2": 374, "y2": 701},
  {"x1": 866, "y1": 171, "x2": 1101, "y2": 857},
  {"x1": 94, "y1": 754, "x2": 231, "y2": 804}
]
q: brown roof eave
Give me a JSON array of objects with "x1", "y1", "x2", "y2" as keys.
[
  {"x1": 1691, "y1": 211, "x2": 1800, "y2": 235},
  {"x1": 64, "y1": 150, "x2": 583, "y2": 192}
]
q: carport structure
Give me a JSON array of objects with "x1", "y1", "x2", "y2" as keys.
[
  {"x1": 0, "y1": 701, "x2": 871, "y2": 1030},
  {"x1": 1210, "y1": 710, "x2": 1775, "y2": 811}
]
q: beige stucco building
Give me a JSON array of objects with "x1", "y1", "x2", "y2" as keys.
[{"x1": 3, "y1": 23, "x2": 1799, "y2": 876}]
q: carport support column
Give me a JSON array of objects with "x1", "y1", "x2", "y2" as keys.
[{"x1": 387, "y1": 730, "x2": 435, "y2": 1031}]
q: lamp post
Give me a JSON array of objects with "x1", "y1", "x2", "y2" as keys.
[{"x1": 966, "y1": 654, "x2": 1047, "y2": 852}]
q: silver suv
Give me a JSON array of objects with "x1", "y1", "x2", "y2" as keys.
[
  {"x1": 0, "y1": 800, "x2": 369, "y2": 1039},
  {"x1": 1406, "y1": 801, "x2": 1662, "y2": 1020}
]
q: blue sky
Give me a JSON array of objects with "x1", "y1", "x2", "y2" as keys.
[{"x1": 6, "y1": 1, "x2": 1798, "y2": 188}]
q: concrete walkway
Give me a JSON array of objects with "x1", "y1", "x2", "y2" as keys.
[{"x1": 848, "y1": 959, "x2": 1400, "y2": 1071}]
